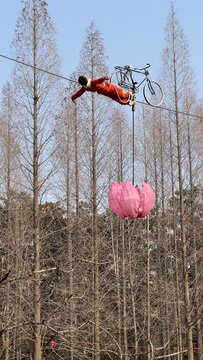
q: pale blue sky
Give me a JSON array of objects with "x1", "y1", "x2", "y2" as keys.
[{"x1": 0, "y1": 0, "x2": 202, "y2": 99}]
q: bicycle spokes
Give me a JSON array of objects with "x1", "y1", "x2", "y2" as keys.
[{"x1": 143, "y1": 80, "x2": 164, "y2": 107}]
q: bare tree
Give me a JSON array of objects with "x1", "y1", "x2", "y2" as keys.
[
  {"x1": 11, "y1": 1, "x2": 62, "y2": 359},
  {"x1": 78, "y1": 21, "x2": 109, "y2": 360},
  {"x1": 184, "y1": 91, "x2": 202, "y2": 359},
  {"x1": 168, "y1": 111, "x2": 183, "y2": 360},
  {"x1": 0, "y1": 82, "x2": 19, "y2": 359},
  {"x1": 162, "y1": 4, "x2": 196, "y2": 359}
]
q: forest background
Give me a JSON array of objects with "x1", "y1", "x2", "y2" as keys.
[{"x1": 0, "y1": 1, "x2": 202, "y2": 360}]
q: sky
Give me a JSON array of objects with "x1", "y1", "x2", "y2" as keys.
[{"x1": 0, "y1": 0, "x2": 203, "y2": 100}]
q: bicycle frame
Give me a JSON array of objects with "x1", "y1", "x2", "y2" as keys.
[
  {"x1": 111, "y1": 63, "x2": 164, "y2": 107},
  {"x1": 115, "y1": 63, "x2": 151, "y2": 93}
]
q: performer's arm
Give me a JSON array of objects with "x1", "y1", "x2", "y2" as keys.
[
  {"x1": 71, "y1": 87, "x2": 86, "y2": 101},
  {"x1": 91, "y1": 77, "x2": 109, "y2": 86}
]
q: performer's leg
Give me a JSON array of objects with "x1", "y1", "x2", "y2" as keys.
[
  {"x1": 112, "y1": 85, "x2": 129, "y2": 101},
  {"x1": 111, "y1": 91, "x2": 136, "y2": 106},
  {"x1": 110, "y1": 86, "x2": 137, "y2": 105},
  {"x1": 99, "y1": 83, "x2": 136, "y2": 105}
]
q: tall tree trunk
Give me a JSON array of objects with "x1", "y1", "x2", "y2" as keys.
[
  {"x1": 110, "y1": 119, "x2": 124, "y2": 357},
  {"x1": 5, "y1": 99, "x2": 12, "y2": 360},
  {"x1": 65, "y1": 117, "x2": 74, "y2": 360},
  {"x1": 187, "y1": 118, "x2": 202, "y2": 359},
  {"x1": 74, "y1": 105, "x2": 79, "y2": 219},
  {"x1": 159, "y1": 114, "x2": 170, "y2": 358},
  {"x1": 173, "y1": 71, "x2": 193, "y2": 360},
  {"x1": 169, "y1": 124, "x2": 183, "y2": 360},
  {"x1": 153, "y1": 116, "x2": 164, "y2": 351},
  {"x1": 15, "y1": 198, "x2": 23, "y2": 360},
  {"x1": 33, "y1": 2, "x2": 41, "y2": 358}
]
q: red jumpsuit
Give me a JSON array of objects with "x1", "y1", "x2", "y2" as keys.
[{"x1": 71, "y1": 77, "x2": 130, "y2": 105}]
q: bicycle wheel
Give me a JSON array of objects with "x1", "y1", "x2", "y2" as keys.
[
  {"x1": 110, "y1": 70, "x2": 131, "y2": 93},
  {"x1": 143, "y1": 80, "x2": 164, "y2": 107}
]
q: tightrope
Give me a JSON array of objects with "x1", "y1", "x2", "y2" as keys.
[
  {"x1": 0, "y1": 53, "x2": 77, "y2": 83},
  {"x1": 0, "y1": 53, "x2": 202, "y2": 120}
]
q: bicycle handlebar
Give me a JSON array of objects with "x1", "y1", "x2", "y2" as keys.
[
  {"x1": 114, "y1": 63, "x2": 150, "y2": 73},
  {"x1": 133, "y1": 63, "x2": 150, "y2": 71}
]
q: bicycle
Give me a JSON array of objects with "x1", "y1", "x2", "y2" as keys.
[{"x1": 110, "y1": 63, "x2": 164, "y2": 107}]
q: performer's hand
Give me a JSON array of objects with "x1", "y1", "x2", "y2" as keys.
[{"x1": 103, "y1": 76, "x2": 109, "y2": 81}]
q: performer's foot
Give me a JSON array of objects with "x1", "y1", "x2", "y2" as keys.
[{"x1": 129, "y1": 99, "x2": 136, "y2": 106}]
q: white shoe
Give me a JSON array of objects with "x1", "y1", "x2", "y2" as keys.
[{"x1": 129, "y1": 99, "x2": 136, "y2": 106}]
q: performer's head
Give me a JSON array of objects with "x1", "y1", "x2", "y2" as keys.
[{"x1": 78, "y1": 76, "x2": 88, "y2": 86}]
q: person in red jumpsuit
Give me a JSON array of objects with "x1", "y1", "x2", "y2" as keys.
[{"x1": 71, "y1": 76, "x2": 136, "y2": 106}]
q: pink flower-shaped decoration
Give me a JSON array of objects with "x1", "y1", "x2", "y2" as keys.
[
  {"x1": 108, "y1": 180, "x2": 155, "y2": 219},
  {"x1": 107, "y1": 181, "x2": 126, "y2": 219}
]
